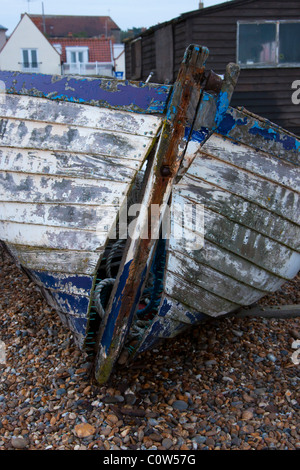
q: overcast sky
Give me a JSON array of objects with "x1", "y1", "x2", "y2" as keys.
[{"x1": 1, "y1": 0, "x2": 226, "y2": 35}]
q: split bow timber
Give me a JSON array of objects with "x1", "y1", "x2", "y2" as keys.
[{"x1": 0, "y1": 45, "x2": 299, "y2": 384}]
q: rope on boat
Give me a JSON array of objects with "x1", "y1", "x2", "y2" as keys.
[
  {"x1": 93, "y1": 278, "x2": 115, "y2": 319},
  {"x1": 105, "y1": 239, "x2": 125, "y2": 279}
]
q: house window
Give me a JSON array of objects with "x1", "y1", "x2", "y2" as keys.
[
  {"x1": 22, "y1": 49, "x2": 39, "y2": 71},
  {"x1": 237, "y1": 21, "x2": 300, "y2": 67},
  {"x1": 66, "y1": 47, "x2": 89, "y2": 64}
]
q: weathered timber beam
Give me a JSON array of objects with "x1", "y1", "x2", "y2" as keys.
[
  {"x1": 233, "y1": 304, "x2": 300, "y2": 319},
  {"x1": 94, "y1": 45, "x2": 214, "y2": 385}
]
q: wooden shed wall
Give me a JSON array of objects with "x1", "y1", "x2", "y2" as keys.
[{"x1": 125, "y1": 0, "x2": 300, "y2": 135}]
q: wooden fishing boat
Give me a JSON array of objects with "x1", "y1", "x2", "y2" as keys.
[{"x1": 0, "y1": 45, "x2": 299, "y2": 384}]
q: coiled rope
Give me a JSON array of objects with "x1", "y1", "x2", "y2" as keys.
[{"x1": 93, "y1": 277, "x2": 116, "y2": 319}]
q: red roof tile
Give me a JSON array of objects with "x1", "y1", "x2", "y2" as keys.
[
  {"x1": 28, "y1": 14, "x2": 120, "y2": 40},
  {"x1": 49, "y1": 37, "x2": 113, "y2": 63}
]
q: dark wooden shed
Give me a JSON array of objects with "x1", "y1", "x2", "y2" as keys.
[{"x1": 125, "y1": 0, "x2": 300, "y2": 135}]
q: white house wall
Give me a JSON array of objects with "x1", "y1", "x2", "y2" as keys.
[
  {"x1": 113, "y1": 44, "x2": 125, "y2": 78},
  {"x1": 0, "y1": 14, "x2": 61, "y2": 75}
]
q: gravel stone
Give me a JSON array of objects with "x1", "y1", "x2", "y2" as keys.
[
  {"x1": 172, "y1": 400, "x2": 188, "y2": 411},
  {"x1": 0, "y1": 247, "x2": 299, "y2": 450},
  {"x1": 162, "y1": 438, "x2": 173, "y2": 449},
  {"x1": 11, "y1": 437, "x2": 29, "y2": 449},
  {"x1": 74, "y1": 423, "x2": 96, "y2": 438}
]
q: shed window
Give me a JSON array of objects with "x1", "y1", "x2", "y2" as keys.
[
  {"x1": 237, "y1": 21, "x2": 300, "y2": 67},
  {"x1": 279, "y1": 23, "x2": 300, "y2": 64}
]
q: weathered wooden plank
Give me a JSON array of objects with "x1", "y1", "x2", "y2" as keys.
[
  {"x1": 164, "y1": 270, "x2": 239, "y2": 316},
  {"x1": 0, "y1": 94, "x2": 163, "y2": 137},
  {"x1": 0, "y1": 148, "x2": 140, "y2": 181},
  {"x1": 0, "y1": 70, "x2": 171, "y2": 114},
  {"x1": 169, "y1": 235, "x2": 284, "y2": 293},
  {"x1": 185, "y1": 153, "x2": 299, "y2": 225},
  {"x1": 174, "y1": 180, "x2": 300, "y2": 251},
  {"x1": 6, "y1": 244, "x2": 102, "y2": 275},
  {"x1": 0, "y1": 221, "x2": 108, "y2": 251},
  {"x1": 0, "y1": 118, "x2": 153, "y2": 161},
  {"x1": 201, "y1": 134, "x2": 300, "y2": 190},
  {"x1": 167, "y1": 250, "x2": 265, "y2": 305},
  {"x1": 171, "y1": 203, "x2": 300, "y2": 280},
  {"x1": 155, "y1": 25, "x2": 174, "y2": 84},
  {"x1": 0, "y1": 202, "x2": 118, "y2": 232},
  {"x1": 0, "y1": 172, "x2": 128, "y2": 205}
]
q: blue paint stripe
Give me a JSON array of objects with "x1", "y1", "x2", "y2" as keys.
[
  {"x1": 51, "y1": 291, "x2": 90, "y2": 317},
  {"x1": 0, "y1": 71, "x2": 171, "y2": 114},
  {"x1": 31, "y1": 270, "x2": 93, "y2": 295},
  {"x1": 248, "y1": 124, "x2": 300, "y2": 151},
  {"x1": 216, "y1": 108, "x2": 300, "y2": 163},
  {"x1": 157, "y1": 297, "x2": 172, "y2": 317}
]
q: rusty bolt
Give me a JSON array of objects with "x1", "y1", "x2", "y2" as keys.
[{"x1": 160, "y1": 165, "x2": 172, "y2": 177}]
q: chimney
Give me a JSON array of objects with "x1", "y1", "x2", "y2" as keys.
[
  {"x1": 0, "y1": 25, "x2": 8, "y2": 51},
  {"x1": 199, "y1": 1, "x2": 204, "y2": 8}
]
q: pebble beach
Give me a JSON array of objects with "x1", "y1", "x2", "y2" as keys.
[{"x1": 0, "y1": 246, "x2": 299, "y2": 451}]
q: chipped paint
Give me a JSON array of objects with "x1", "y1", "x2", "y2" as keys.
[{"x1": 217, "y1": 107, "x2": 300, "y2": 166}]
